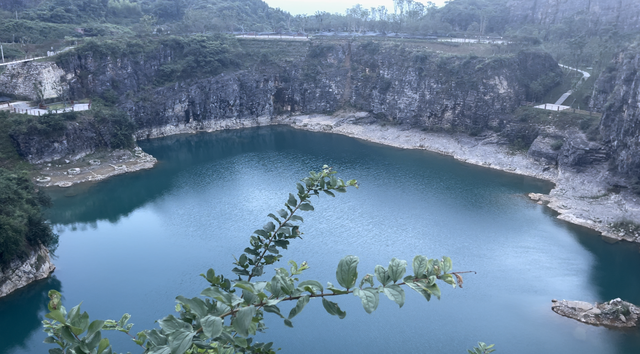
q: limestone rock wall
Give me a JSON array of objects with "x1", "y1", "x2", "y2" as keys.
[
  {"x1": 591, "y1": 47, "x2": 640, "y2": 177},
  {"x1": 0, "y1": 61, "x2": 70, "y2": 100},
  {"x1": 0, "y1": 244, "x2": 55, "y2": 298},
  {"x1": 506, "y1": 0, "x2": 640, "y2": 32}
]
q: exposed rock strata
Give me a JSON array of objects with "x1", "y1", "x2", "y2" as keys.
[
  {"x1": 506, "y1": 0, "x2": 640, "y2": 32},
  {"x1": 0, "y1": 244, "x2": 55, "y2": 298},
  {"x1": 591, "y1": 47, "x2": 640, "y2": 177},
  {"x1": 0, "y1": 61, "x2": 70, "y2": 100},
  {"x1": 551, "y1": 298, "x2": 639, "y2": 328},
  {"x1": 2, "y1": 41, "x2": 639, "y2": 243}
]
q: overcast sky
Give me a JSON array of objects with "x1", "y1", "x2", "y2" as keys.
[{"x1": 263, "y1": 0, "x2": 447, "y2": 16}]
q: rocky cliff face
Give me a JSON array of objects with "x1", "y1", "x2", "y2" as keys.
[
  {"x1": 0, "y1": 61, "x2": 70, "y2": 100},
  {"x1": 591, "y1": 47, "x2": 640, "y2": 177},
  {"x1": 506, "y1": 0, "x2": 640, "y2": 32},
  {"x1": 54, "y1": 41, "x2": 560, "y2": 139},
  {"x1": 1, "y1": 40, "x2": 561, "y2": 164},
  {"x1": 0, "y1": 244, "x2": 55, "y2": 298}
]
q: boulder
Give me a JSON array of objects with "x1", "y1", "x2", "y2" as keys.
[{"x1": 551, "y1": 298, "x2": 639, "y2": 328}]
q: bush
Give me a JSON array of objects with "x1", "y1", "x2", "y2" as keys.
[{"x1": 0, "y1": 168, "x2": 57, "y2": 269}]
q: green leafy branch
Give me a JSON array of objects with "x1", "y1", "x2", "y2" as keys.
[{"x1": 42, "y1": 166, "x2": 490, "y2": 354}]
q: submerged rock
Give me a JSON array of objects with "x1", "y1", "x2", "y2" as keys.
[{"x1": 551, "y1": 298, "x2": 639, "y2": 328}]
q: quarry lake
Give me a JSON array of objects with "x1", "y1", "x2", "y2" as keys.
[{"x1": 1, "y1": 125, "x2": 639, "y2": 354}]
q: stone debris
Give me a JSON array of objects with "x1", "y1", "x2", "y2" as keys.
[{"x1": 551, "y1": 298, "x2": 639, "y2": 328}]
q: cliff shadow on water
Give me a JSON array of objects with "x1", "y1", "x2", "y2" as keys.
[{"x1": 0, "y1": 276, "x2": 61, "y2": 354}]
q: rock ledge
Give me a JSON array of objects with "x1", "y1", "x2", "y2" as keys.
[{"x1": 551, "y1": 298, "x2": 639, "y2": 328}]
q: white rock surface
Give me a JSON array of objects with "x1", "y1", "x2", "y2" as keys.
[{"x1": 0, "y1": 244, "x2": 56, "y2": 298}]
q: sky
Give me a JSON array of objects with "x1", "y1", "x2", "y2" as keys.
[{"x1": 263, "y1": 0, "x2": 447, "y2": 16}]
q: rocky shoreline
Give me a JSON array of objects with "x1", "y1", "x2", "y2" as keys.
[
  {"x1": 276, "y1": 112, "x2": 640, "y2": 245},
  {"x1": 551, "y1": 298, "x2": 639, "y2": 328},
  {"x1": 41, "y1": 111, "x2": 640, "y2": 245},
  {"x1": 33, "y1": 147, "x2": 157, "y2": 188},
  {"x1": 0, "y1": 244, "x2": 55, "y2": 298}
]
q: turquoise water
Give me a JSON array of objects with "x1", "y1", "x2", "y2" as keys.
[{"x1": 1, "y1": 125, "x2": 639, "y2": 353}]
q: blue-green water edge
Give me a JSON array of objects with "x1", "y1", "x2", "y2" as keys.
[{"x1": 1, "y1": 125, "x2": 639, "y2": 353}]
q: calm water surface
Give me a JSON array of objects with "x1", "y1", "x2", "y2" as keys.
[{"x1": 1, "y1": 126, "x2": 639, "y2": 353}]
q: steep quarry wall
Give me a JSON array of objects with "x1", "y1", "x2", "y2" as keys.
[
  {"x1": 506, "y1": 0, "x2": 640, "y2": 32},
  {"x1": 591, "y1": 47, "x2": 640, "y2": 177},
  {"x1": 55, "y1": 41, "x2": 560, "y2": 138},
  {"x1": 0, "y1": 61, "x2": 70, "y2": 100}
]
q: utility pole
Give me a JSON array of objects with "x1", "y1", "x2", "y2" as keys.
[{"x1": 1, "y1": 44, "x2": 4, "y2": 63}]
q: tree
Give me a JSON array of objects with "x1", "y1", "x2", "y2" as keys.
[
  {"x1": 0, "y1": 167, "x2": 58, "y2": 269},
  {"x1": 42, "y1": 166, "x2": 484, "y2": 354}
]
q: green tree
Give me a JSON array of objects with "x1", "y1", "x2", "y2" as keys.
[
  {"x1": 42, "y1": 166, "x2": 485, "y2": 353},
  {"x1": 0, "y1": 168, "x2": 58, "y2": 269}
]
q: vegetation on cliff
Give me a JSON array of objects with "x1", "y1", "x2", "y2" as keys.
[{"x1": 0, "y1": 111, "x2": 57, "y2": 268}]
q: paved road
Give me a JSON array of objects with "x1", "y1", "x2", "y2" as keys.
[
  {"x1": 0, "y1": 46, "x2": 75, "y2": 67},
  {"x1": 536, "y1": 63, "x2": 591, "y2": 111}
]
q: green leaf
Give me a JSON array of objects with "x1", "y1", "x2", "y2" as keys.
[
  {"x1": 277, "y1": 209, "x2": 288, "y2": 218},
  {"x1": 233, "y1": 281, "x2": 255, "y2": 293},
  {"x1": 66, "y1": 303, "x2": 82, "y2": 324},
  {"x1": 412, "y1": 255, "x2": 428, "y2": 277},
  {"x1": 60, "y1": 326, "x2": 78, "y2": 344},
  {"x1": 405, "y1": 280, "x2": 431, "y2": 301},
  {"x1": 284, "y1": 319, "x2": 293, "y2": 328},
  {"x1": 232, "y1": 306, "x2": 256, "y2": 337},
  {"x1": 290, "y1": 215, "x2": 303, "y2": 222},
  {"x1": 70, "y1": 312, "x2": 89, "y2": 335},
  {"x1": 149, "y1": 345, "x2": 172, "y2": 354},
  {"x1": 97, "y1": 338, "x2": 110, "y2": 354},
  {"x1": 442, "y1": 256, "x2": 453, "y2": 273},
  {"x1": 86, "y1": 320, "x2": 105, "y2": 339},
  {"x1": 288, "y1": 295, "x2": 310, "y2": 319},
  {"x1": 200, "y1": 315, "x2": 223, "y2": 338},
  {"x1": 359, "y1": 274, "x2": 374, "y2": 288},
  {"x1": 86, "y1": 330, "x2": 102, "y2": 351},
  {"x1": 374, "y1": 265, "x2": 391, "y2": 286},
  {"x1": 234, "y1": 337, "x2": 248, "y2": 348},
  {"x1": 296, "y1": 183, "x2": 305, "y2": 195},
  {"x1": 168, "y1": 329, "x2": 195, "y2": 354},
  {"x1": 45, "y1": 310, "x2": 67, "y2": 324},
  {"x1": 147, "y1": 329, "x2": 167, "y2": 346},
  {"x1": 388, "y1": 258, "x2": 407, "y2": 283},
  {"x1": 287, "y1": 193, "x2": 298, "y2": 207},
  {"x1": 263, "y1": 222, "x2": 276, "y2": 233},
  {"x1": 267, "y1": 213, "x2": 280, "y2": 224},
  {"x1": 117, "y1": 313, "x2": 131, "y2": 329},
  {"x1": 336, "y1": 255, "x2": 359, "y2": 289},
  {"x1": 321, "y1": 298, "x2": 347, "y2": 319},
  {"x1": 425, "y1": 283, "x2": 442, "y2": 300},
  {"x1": 263, "y1": 305, "x2": 284, "y2": 318},
  {"x1": 353, "y1": 288, "x2": 379, "y2": 314},
  {"x1": 48, "y1": 349, "x2": 63, "y2": 354},
  {"x1": 176, "y1": 296, "x2": 208, "y2": 319},
  {"x1": 158, "y1": 315, "x2": 190, "y2": 334},
  {"x1": 298, "y1": 203, "x2": 314, "y2": 211},
  {"x1": 323, "y1": 190, "x2": 335, "y2": 197},
  {"x1": 382, "y1": 284, "x2": 405, "y2": 308},
  {"x1": 440, "y1": 273, "x2": 456, "y2": 288},
  {"x1": 297, "y1": 280, "x2": 323, "y2": 294},
  {"x1": 254, "y1": 229, "x2": 269, "y2": 238}
]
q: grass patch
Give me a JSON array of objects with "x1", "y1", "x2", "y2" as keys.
[{"x1": 514, "y1": 106, "x2": 600, "y2": 132}]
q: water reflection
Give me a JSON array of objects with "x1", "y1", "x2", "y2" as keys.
[
  {"x1": 0, "y1": 276, "x2": 62, "y2": 354},
  {"x1": 26, "y1": 126, "x2": 640, "y2": 353}
]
